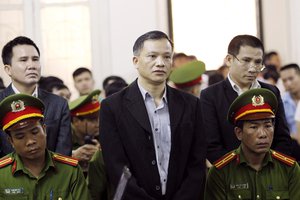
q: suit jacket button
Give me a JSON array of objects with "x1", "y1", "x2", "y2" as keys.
[
  {"x1": 152, "y1": 160, "x2": 156, "y2": 165},
  {"x1": 155, "y1": 185, "x2": 160, "y2": 190}
]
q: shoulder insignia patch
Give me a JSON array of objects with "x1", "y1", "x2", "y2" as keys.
[
  {"x1": 271, "y1": 150, "x2": 295, "y2": 166},
  {"x1": 0, "y1": 157, "x2": 13, "y2": 168},
  {"x1": 53, "y1": 154, "x2": 78, "y2": 167},
  {"x1": 214, "y1": 152, "x2": 237, "y2": 169}
]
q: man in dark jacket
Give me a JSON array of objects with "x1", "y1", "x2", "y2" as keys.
[
  {"x1": 200, "y1": 34, "x2": 292, "y2": 163},
  {"x1": 0, "y1": 36, "x2": 72, "y2": 157}
]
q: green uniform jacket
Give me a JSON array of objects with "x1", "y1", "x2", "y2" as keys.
[
  {"x1": 205, "y1": 146, "x2": 300, "y2": 200},
  {"x1": 87, "y1": 150, "x2": 112, "y2": 200},
  {"x1": 0, "y1": 150, "x2": 91, "y2": 200}
]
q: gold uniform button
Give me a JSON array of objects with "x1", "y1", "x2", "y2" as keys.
[
  {"x1": 238, "y1": 194, "x2": 242, "y2": 199},
  {"x1": 257, "y1": 194, "x2": 260, "y2": 199},
  {"x1": 58, "y1": 198, "x2": 62, "y2": 200},
  {"x1": 276, "y1": 196, "x2": 280, "y2": 199}
]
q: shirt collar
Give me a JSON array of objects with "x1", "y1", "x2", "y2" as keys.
[
  {"x1": 12, "y1": 83, "x2": 38, "y2": 97},
  {"x1": 227, "y1": 74, "x2": 261, "y2": 95},
  {"x1": 137, "y1": 79, "x2": 168, "y2": 103},
  {"x1": 237, "y1": 146, "x2": 273, "y2": 168},
  {"x1": 12, "y1": 150, "x2": 55, "y2": 176}
]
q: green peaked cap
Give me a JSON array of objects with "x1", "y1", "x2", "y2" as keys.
[
  {"x1": 169, "y1": 60, "x2": 206, "y2": 87},
  {"x1": 227, "y1": 88, "x2": 278, "y2": 124}
]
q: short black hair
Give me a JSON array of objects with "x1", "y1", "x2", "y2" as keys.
[
  {"x1": 280, "y1": 63, "x2": 300, "y2": 75},
  {"x1": 72, "y1": 67, "x2": 93, "y2": 79},
  {"x1": 2, "y1": 36, "x2": 40, "y2": 65},
  {"x1": 133, "y1": 30, "x2": 173, "y2": 56},
  {"x1": 102, "y1": 75, "x2": 127, "y2": 90},
  {"x1": 105, "y1": 80, "x2": 128, "y2": 97},
  {"x1": 228, "y1": 35, "x2": 264, "y2": 56},
  {"x1": 38, "y1": 76, "x2": 64, "y2": 92},
  {"x1": 263, "y1": 51, "x2": 278, "y2": 64}
]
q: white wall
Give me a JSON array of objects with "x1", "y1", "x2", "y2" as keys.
[
  {"x1": 92, "y1": 0, "x2": 169, "y2": 88},
  {"x1": 262, "y1": 0, "x2": 300, "y2": 66}
]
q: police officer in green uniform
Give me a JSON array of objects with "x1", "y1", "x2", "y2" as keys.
[
  {"x1": 87, "y1": 149, "x2": 112, "y2": 200},
  {"x1": 0, "y1": 94, "x2": 90, "y2": 200},
  {"x1": 168, "y1": 60, "x2": 205, "y2": 97},
  {"x1": 204, "y1": 88, "x2": 300, "y2": 200},
  {"x1": 69, "y1": 90, "x2": 101, "y2": 176}
]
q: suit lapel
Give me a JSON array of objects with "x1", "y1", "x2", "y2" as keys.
[
  {"x1": 124, "y1": 81, "x2": 152, "y2": 134},
  {"x1": 223, "y1": 78, "x2": 238, "y2": 104},
  {"x1": 167, "y1": 86, "x2": 184, "y2": 137},
  {"x1": 2, "y1": 84, "x2": 15, "y2": 97}
]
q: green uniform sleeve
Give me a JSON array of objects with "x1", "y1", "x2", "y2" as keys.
[
  {"x1": 288, "y1": 162, "x2": 300, "y2": 199},
  {"x1": 204, "y1": 166, "x2": 226, "y2": 200},
  {"x1": 71, "y1": 166, "x2": 91, "y2": 200},
  {"x1": 87, "y1": 150, "x2": 111, "y2": 200}
]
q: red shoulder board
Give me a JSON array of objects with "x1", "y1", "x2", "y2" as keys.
[
  {"x1": 53, "y1": 154, "x2": 78, "y2": 167},
  {"x1": 214, "y1": 152, "x2": 237, "y2": 169},
  {"x1": 0, "y1": 157, "x2": 13, "y2": 168},
  {"x1": 271, "y1": 150, "x2": 295, "y2": 166}
]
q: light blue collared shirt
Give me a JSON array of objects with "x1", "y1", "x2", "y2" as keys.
[
  {"x1": 282, "y1": 92, "x2": 297, "y2": 135},
  {"x1": 228, "y1": 74, "x2": 261, "y2": 96},
  {"x1": 138, "y1": 81, "x2": 171, "y2": 195}
]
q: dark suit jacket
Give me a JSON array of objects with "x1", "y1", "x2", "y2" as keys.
[
  {"x1": 0, "y1": 84, "x2": 72, "y2": 157},
  {"x1": 99, "y1": 80, "x2": 206, "y2": 200},
  {"x1": 200, "y1": 78, "x2": 292, "y2": 163}
]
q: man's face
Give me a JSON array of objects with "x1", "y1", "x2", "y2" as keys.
[
  {"x1": 73, "y1": 115, "x2": 99, "y2": 137},
  {"x1": 235, "y1": 119, "x2": 274, "y2": 155},
  {"x1": 8, "y1": 120, "x2": 46, "y2": 161},
  {"x1": 74, "y1": 72, "x2": 94, "y2": 96},
  {"x1": 226, "y1": 46, "x2": 263, "y2": 88},
  {"x1": 133, "y1": 39, "x2": 173, "y2": 85},
  {"x1": 280, "y1": 68, "x2": 300, "y2": 95},
  {"x1": 4, "y1": 45, "x2": 41, "y2": 87}
]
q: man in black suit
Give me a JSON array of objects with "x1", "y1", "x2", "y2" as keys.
[
  {"x1": 200, "y1": 34, "x2": 292, "y2": 163},
  {"x1": 100, "y1": 31, "x2": 206, "y2": 200},
  {"x1": 0, "y1": 36, "x2": 72, "y2": 157}
]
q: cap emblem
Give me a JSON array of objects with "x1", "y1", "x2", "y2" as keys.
[
  {"x1": 252, "y1": 95, "x2": 264, "y2": 107},
  {"x1": 11, "y1": 100, "x2": 25, "y2": 112},
  {"x1": 92, "y1": 95, "x2": 99, "y2": 104}
]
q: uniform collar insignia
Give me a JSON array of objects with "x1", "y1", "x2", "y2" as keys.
[
  {"x1": 252, "y1": 95, "x2": 264, "y2": 106},
  {"x1": 11, "y1": 100, "x2": 25, "y2": 112}
]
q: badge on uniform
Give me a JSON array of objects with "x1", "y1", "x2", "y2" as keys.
[{"x1": 4, "y1": 188, "x2": 24, "y2": 194}]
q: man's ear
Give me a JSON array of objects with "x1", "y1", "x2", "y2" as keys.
[
  {"x1": 133, "y1": 56, "x2": 139, "y2": 69},
  {"x1": 4, "y1": 65, "x2": 12, "y2": 77},
  {"x1": 234, "y1": 126, "x2": 243, "y2": 141},
  {"x1": 225, "y1": 54, "x2": 233, "y2": 68}
]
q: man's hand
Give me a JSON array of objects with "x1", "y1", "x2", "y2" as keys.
[{"x1": 72, "y1": 139, "x2": 100, "y2": 161}]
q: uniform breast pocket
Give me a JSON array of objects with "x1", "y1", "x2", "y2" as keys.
[
  {"x1": 266, "y1": 190, "x2": 289, "y2": 199},
  {"x1": 227, "y1": 190, "x2": 252, "y2": 200}
]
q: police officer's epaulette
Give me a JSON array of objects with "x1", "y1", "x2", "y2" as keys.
[
  {"x1": 0, "y1": 156, "x2": 13, "y2": 168},
  {"x1": 213, "y1": 152, "x2": 237, "y2": 169},
  {"x1": 53, "y1": 154, "x2": 78, "y2": 167},
  {"x1": 271, "y1": 150, "x2": 295, "y2": 166}
]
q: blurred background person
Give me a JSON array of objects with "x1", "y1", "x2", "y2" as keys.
[
  {"x1": 69, "y1": 89, "x2": 101, "y2": 176},
  {"x1": 50, "y1": 82, "x2": 72, "y2": 101},
  {"x1": 169, "y1": 60, "x2": 205, "y2": 97},
  {"x1": 73, "y1": 67, "x2": 95, "y2": 97},
  {"x1": 102, "y1": 75, "x2": 127, "y2": 97}
]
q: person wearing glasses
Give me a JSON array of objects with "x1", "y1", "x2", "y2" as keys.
[{"x1": 200, "y1": 34, "x2": 292, "y2": 163}]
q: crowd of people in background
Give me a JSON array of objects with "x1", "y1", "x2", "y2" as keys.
[{"x1": 0, "y1": 31, "x2": 300, "y2": 199}]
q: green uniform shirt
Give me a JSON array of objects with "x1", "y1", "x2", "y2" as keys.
[
  {"x1": 205, "y1": 146, "x2": 300, "y2": 200},
  {"x1": 87, "y1": 150, "x2": 112, "y2": 200},
  {"x1": 0, "y1": 150, "x2": 91, "y2": 200}
]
